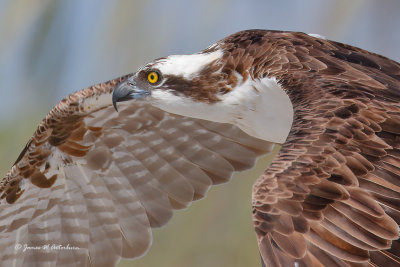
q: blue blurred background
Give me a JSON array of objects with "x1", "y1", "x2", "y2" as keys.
[{"x1": 1, "y1": 0, "x2": 399, "y2": 266}]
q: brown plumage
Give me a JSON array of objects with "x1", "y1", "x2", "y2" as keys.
[
  {"x1": 1, "y1": 30, "x2": 399, "y2": 266},
  {"x1": 225, "y1": 30, "x2": 400, "y2": 267}
]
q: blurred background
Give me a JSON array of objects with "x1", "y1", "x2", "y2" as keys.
[{"x1": 0, "y1": 0, "x2": 400, "y2": 266}]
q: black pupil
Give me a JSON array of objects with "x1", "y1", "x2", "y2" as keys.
[{"x1": 150, "y1": 74, "x2": 155, "y2": 80}]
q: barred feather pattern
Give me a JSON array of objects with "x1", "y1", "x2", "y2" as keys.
[
  {"x1": 1, "y1": 29, "x2": 400, "y2": 267},
  {"x1": 0, "y1": 77, "x2": 273, "y2": 266},
  {"x1": 220, "y1": 30, "x2": 400, "y2": 266}
]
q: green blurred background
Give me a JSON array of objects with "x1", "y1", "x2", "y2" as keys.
[{"x1": 1, "y1": 0, "x2": 400, "y2": 266}]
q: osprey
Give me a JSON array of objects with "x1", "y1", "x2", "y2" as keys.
[{"x1": 0, "y1": 30, "x2": 399, "y2": 267}]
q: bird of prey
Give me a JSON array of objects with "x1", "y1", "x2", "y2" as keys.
[{"x1": 1, "y1": 29, "x2": 399, "y2": 267}]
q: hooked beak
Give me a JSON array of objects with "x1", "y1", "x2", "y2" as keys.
[{"x1": 112, "y1": 77, "x2": 151, "y2": 111}]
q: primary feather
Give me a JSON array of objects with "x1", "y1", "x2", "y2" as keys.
[{"x1": 1, "y1": 29, "x2": 399, "y2": 267}]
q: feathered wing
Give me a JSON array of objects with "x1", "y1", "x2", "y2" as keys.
[
  {"x1": 0, "y1": 77, "x2": 273, "y2": 266},
  {"x1": 251, "y1": 32, "x2": 400, "y2": 266},
  {"x1": 254, "y1": 102, "x2": 400, "y2": 267}
]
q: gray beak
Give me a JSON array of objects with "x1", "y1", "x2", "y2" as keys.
[{"x1": 112, "y1": 77, "x2": 151, "y2": 111}]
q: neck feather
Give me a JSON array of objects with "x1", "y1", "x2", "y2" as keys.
[{"x1": 150, "y1": 76, "x2": 293, "y2": 144}]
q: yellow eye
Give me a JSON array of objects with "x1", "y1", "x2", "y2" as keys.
[{"x1": 147, "y1": 71, "x2": 159, "y2": 84}]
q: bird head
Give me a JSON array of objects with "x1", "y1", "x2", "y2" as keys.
[
  {"x1": 112, "y1": 45, "x2": 225, "y2": 110},
  {"x1": 112, "y1": 38, "x2": 293, "y2": 144}
]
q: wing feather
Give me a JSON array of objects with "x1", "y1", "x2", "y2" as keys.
[
  {"x1": 249, "y1": 31, "x2": 400, "y2": 267},
  {"x1": 0, "y1": 77, "x2": 273, "y2": 266}
]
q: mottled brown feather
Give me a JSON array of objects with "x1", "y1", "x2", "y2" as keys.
[
  {"x1": 0, "y1": 64, "x2": 273, "y2": 265},
  {"x1": 1, "y1": 29, "x2": 399, "y2": 267},
  {"x1": 220, "y1": 30, "x2": 400, "y2": 266}
]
